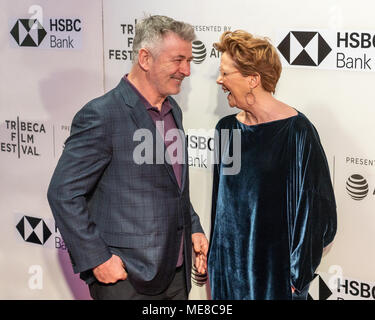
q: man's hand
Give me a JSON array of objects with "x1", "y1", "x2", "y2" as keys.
[
  {"x1": 192, "y1": 232, "x2": 209, "y2": 274},
  {"x1": 92, "y1": 254, "x2": 128, "y2": 284}
]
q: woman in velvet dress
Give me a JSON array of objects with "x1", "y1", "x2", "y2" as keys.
[{"x1": 208, "y1": 30, "x2": 337, "y2": 300}]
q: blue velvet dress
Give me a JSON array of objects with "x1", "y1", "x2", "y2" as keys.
[{"x1": 208, "y1": 111, "x2": 337, "y2": 300}]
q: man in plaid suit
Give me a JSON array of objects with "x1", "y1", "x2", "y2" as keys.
[{"x1": 47, "y1": 15, "x2": 208, "y2": 300}]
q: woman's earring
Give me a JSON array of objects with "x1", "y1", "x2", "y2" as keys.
[{"x1": 245, "y1": 88, "x2": 255, "y2": 106}]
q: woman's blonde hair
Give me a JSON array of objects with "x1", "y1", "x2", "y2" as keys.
[{"x1": 214, "y1": 30, "x2": 282, "y2": 93}]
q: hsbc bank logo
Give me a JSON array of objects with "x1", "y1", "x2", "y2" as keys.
[
  {"x1": 277, "y1": 31, "x2": 332, "y2": 66},
  {"x1": 309, "y1": 271, "x2": 375, "y2": 300},
  {"x1": 10, "y1": 19, "x2": 47, "y2": 47},
  {"x1": 9, "y1": 10, "x2": 82, "y2": 50},
  {"x1": 15, "y1": 214, "x2": 67, "y2": 250},
  {"x1": 277, "y1": 29, "x2": 375, "y2": 71},
  {"x1": 16, "y1": 215, "x2": 52, "y2": 245},
  {"x1": 308, "y1": 274, "x2": 333, "y2": 300}
]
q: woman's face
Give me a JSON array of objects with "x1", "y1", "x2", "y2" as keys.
[{"x1": 216, "y1": 52, "x2": 250, "y2": 109}]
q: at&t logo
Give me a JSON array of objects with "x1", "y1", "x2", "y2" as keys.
[
  {"x1": 191, "y1": 39, "x2": 223, "y2": 64},
  {"x1": 346, "y1": 174, "x2": 375, "y2": 200},
  {"x1": 192, "y1": 40, "x2": 207, "y2": 64}
]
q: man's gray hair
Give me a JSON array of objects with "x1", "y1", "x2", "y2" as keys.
[{"x1": 132, "y1": 15, "x2": 196, "y2": 63}]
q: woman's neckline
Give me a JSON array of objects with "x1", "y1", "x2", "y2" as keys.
[{"x1": 235, "y1": 110, "x2": 300, "y2": 128}]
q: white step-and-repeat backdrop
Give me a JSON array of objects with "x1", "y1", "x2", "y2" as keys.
[{"x1": 1, "y1": 0, "x2": 375, "y2": 300}]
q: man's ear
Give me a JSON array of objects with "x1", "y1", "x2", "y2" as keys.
[{"x1": 138, "y1": 48, "x2": 152, "y2": 71}]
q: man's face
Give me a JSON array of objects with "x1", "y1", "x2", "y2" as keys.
[{"x1": 147, "y1": 32, "x2": 193, "y2": 99}]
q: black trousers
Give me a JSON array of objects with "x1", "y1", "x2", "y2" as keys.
[{"x1": 88, "y1": 265, "x2": 187, "y2": 300}]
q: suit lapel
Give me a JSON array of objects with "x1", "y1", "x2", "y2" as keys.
[
  {"x1": 169, "y1": 99, "x2": 187, "y2": 192},
  {"x1": 118, "y1": 79, "x2": 155, "y2": 133},
  {"x1": 170, "y1": 102, "x2": 183, "y2": 131},
  {"x1": 117, "y1": 79, "x2": 181, "y2": 190}
]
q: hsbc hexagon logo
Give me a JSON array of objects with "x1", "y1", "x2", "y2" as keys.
[
  {"x1": 277, "y1": 31, "x2": 332, "y2": 66},
  {"x1": 10, "y1": 19, "x2": 47, "y2": 47},
  {"x1": 16, "y1": 215, "x2": 52, "y2": 245},
  {"x1": 308, "y1": 273, "x2": 333, "y2": 300}
]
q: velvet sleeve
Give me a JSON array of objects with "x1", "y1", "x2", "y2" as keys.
[{"x1": 287, "y1": 123, "x2": 337, "y2": 292}]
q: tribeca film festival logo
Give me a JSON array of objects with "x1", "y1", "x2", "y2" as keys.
[
  {"x1": 108, "y1": 19, "x2": 138, "y2": 61},
  {"x1": 277, "y1": 29, "x2": 375, "y2": 71},
  {"x1": 0, "y1": 117, "x2": 46, "y2": 158},
  {"x1": 9, "y1": 5, "x2": 82, "y2": 49},
  {"x1": 15, "y1": 214, "x2": 67, "y2": 251},
  {"x1": 132, "y1": 122, "x2": 241, "y2": 175}
]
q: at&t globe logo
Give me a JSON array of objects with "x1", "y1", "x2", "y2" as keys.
[
  {"x1": 192, "y1": 40, "x2": 207, "y2": 64},
  {"x1": 346, "y1": 174, "x2": 369, "y2": 200}
]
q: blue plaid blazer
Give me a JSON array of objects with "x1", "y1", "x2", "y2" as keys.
[{"x1": 47, "y1": 78, "x2": 204, "y2": 295}]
